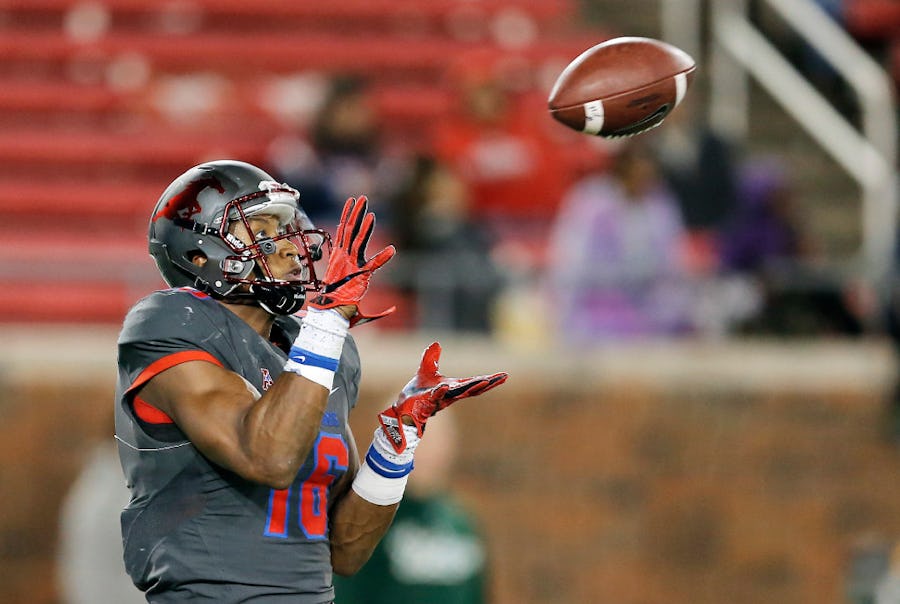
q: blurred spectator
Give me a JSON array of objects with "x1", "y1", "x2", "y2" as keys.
[
  {"x1": 876, "y1": 541, "x2": 900, "y2": 604},
  {"x1": 721, "y1": 159, "x2": 862, "y2": 336},
  {"x1": 268, "y1": 75, "x2": 404, "y2": 227},
  {"x1": 545, "y1": 140, "x2": 693, "y2": 342},
  {"x1": 58, "y1": 441, "x2": 144, "y2": 604},
  {"x1": 652, "y1": 95, "x2": 740, "y2": 273},
  {"x1": 845, "y1": 534, "x2": 894, "y2": 604},
  {"x1": 333, "y1": 414, "x2": 489, "y2": 604},
  {"x1": 389, "y1": 155, "x2": 504, "y2": 333},
  {"x1": 719, "y1": 160, "x2": 806, "y2": 274},
  {"x1": 430, "y1": 51, "x2": 581, "y2": 224}
]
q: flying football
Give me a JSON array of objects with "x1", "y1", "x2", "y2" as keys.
[{"x1": 548, "y1": 36, "x2": 696, "y2": 138}]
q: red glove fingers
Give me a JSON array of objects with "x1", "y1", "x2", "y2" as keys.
[
  {"x1": 310, "y1": 196, "x2": 396, "y2": 325},
  {"x1": 377, "y1": 342, "x2": 509, "y2": 453}
]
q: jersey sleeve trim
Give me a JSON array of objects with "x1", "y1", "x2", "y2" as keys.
[
  {"x1": 133, "y1": 395, "x2": 176, "y2": 424},
  {"x1": 126, "y1": 349, "x2": 224, "y2": 396}
]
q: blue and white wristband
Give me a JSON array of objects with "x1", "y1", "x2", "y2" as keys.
[
  {"x1": 364, "y1": 442, "x2": 414, "y2": 479},
  {"x1": 352, "y1": 424, "x2": 420, "y2": 506},
  {"x1": 283, "y1": 307, "x2": 349, "y2": 390}
]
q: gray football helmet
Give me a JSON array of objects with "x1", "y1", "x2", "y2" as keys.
[{"x1": 148, "y1": 159, "x2": 330, "y2": 315}]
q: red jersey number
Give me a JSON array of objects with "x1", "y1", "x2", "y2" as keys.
[{"x1": 264, "y1": 433, "x2": 349, "y2": 540}]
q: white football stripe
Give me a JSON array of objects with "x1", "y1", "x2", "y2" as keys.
[
  {"x1": 674, "y1": 73, "x2": 688, "y2": 107},
  {"x1": 583, "y1": 99, "x2": 605, "y2": 135}
]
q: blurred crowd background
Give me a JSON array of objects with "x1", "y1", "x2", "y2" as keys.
[{"x1": 3, "y1": 0, "x2": 900, "y2": 603}]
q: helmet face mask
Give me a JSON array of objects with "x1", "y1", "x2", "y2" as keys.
[
  {"x1": 219, "y1": 196, "x2": 330, "y2": 311},
  {"x1": 149, "y1": 160, "x2": 331, "y2": 315}
]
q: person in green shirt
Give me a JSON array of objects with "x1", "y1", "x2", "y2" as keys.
[{"x1": 334, "y1": 413, "x2": 488, "y2": 603}]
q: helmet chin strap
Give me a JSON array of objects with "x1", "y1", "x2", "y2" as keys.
[
  {"x1": 252, "y1": 282, "x2": 306, "y2": 316},
  {"x1": 246, "y1": 257, "x2": 307, "y2": 315},
  {"x1": 199, "y1": 284, "x2": 304, "y2": 316},
  {"x1": 191, "y1": 274, "x2": 304, "y2": 316}
]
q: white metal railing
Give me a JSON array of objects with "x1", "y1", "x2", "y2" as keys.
[{"x1": 663, "y1": 0, "x2": 898, "y2": 289}]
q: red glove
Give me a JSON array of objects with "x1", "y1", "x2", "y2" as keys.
[
  {"x1": 310, "y1": 196, "x2": 396, "y2": 326},
  {"x1": 378, "y1": 342, "x2": 508, "y2": 454}
]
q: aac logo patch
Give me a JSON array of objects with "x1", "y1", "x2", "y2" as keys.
[
  {"x1": 321, "y1": 412, "x2": 340, "y2": 427},
  {"x1": 260, "y1": 368, "x2": 274, "y2": 391}
]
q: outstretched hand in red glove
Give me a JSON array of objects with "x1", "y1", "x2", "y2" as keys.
[
  {"x1": 378, "y1": 342, "x2": 508, "y2": 454},
  {"x1": 310, "y1": 195, "x2": 395, "y2": 326}
]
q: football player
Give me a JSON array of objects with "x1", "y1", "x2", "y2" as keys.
[{"x1": 114, "y1": 159, "x2": 507, "y2": 603}]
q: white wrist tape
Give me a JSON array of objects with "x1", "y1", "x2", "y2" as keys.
[
  {"x1": 283, "y1": 308, "x2": 348, "y2": 390},
  {"x1": 352, "y1": 424, "x2": 421, "y2": 506},
  {"x1": 352, "y1": 462, "x2": 410, "y2": 505}
]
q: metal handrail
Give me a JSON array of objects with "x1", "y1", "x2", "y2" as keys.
[{"x1": 666, "y1": 0, "x2": 898, "y2": 288}]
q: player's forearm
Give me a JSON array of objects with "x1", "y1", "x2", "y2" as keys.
[
  {"x1": 238, "y1": 374, "x2": 329, "y2": 488},
  {"x1": 329, "y1": 490, "x2": 399, "y2": 576},
  {"x1": 238, "y1": 306, "x2": 357, "y2": 488},
  {"x1": 232, "y1": 306, "x2": 347, "y2": 488}
]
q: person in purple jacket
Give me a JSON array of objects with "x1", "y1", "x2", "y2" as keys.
[{"x1": 546, "y1": 141, "x2": 693, "y2": 341}]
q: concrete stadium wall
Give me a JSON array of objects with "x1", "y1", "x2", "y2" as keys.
[{"x1": 1, "y1": 327, "x2": 898, "y2": 604}]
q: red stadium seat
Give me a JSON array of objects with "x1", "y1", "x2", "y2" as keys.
[{"x1": 0, "y1": 0, "x2": 603, "y2": 326}]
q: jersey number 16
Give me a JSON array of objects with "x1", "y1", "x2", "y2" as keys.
[{"x1": 263, "y1": 433, "x2": 349, "y2": 540}]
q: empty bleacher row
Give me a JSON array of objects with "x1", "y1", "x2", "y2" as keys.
[
  {"x1": 9, "y1": 0, "x2": 578, "y2": 33},
  {"x1": 0, "y1": 0, "x2": 606, "y2": 323}
]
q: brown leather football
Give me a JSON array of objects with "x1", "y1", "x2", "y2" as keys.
[{"x1": 548, "y1": 37, "x2": 696, "y2": 138}]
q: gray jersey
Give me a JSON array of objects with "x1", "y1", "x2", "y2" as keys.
[{"x1": 114, "y1": 287, "x2": 360, "y2": 603}]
